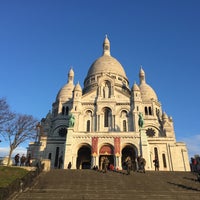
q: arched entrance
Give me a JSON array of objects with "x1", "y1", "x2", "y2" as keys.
[
  {"x1": 122, "y1": 145, "x2": 137, "y2": 170},
  {"x1": 76, "y1": 145, "x2": 91, "y2": 169},
  {"x1": 99, "y1": 144, "x2": 114, "y2": 170}
]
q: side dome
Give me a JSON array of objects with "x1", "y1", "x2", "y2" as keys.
[
  {"x1": 84, "y1": 36, "x2": 128, "y2": 86},
  {"x1": 139, "y1": 67, "x2": 158, "y2": 101},
  {"x1": 56, "y1": 82, "x2": 74, "y2": 102},
  {"x1": 56, "y1": 68, "x2": 75, "y2": 102},
  {"x1": 140, "y1": 83, "x2": 158, "y2": 101}
]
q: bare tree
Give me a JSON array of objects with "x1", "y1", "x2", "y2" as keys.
[
  {"x1": 4, "y1": 114, "x2": 38, "y2": 166},
  {"x1": 0, "y1": 98, "x2": 14, "y2": 134}
]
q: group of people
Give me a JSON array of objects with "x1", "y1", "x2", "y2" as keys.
[
  {"x1": 190, "y1": 156, "x2": 200, "y2": 182},
  {"x1": 125, "y1": 156, "x2": 160, "y2": 174},
  {"x1": 191, "y1": 156, "x2": 200, "y2": 172},
  {"x1": 125, "y1": 156, "x2": 147, "y2": 174},
  {"x1": 14, "y1": 153, "x2": 31, "y2": 166}
]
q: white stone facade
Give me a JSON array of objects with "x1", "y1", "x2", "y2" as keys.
[{"x1": 28, "y1": 36, "x2": 190, "y2": 171}]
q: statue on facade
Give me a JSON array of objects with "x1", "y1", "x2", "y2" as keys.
[
  {"x1": 138, "y1": 112, "x2": 144, "y2": 128},
  {"x1": 68, "y1": 113, "x2": 75, "y2": 127}
]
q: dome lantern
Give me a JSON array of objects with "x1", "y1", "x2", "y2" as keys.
[{"x1": 103, "y1": 35, "x2": 110, "y2": 56}]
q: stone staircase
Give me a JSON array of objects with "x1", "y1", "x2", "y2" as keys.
[{"x1": 12, "y1": 170, "x2": 200, "y2": 200}]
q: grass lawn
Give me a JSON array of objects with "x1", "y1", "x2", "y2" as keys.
[{"x1": 0, "y1": 166, "x2": 29, "y2": 188}]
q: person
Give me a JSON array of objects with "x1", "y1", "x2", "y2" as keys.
[
  {"x1": 20, "y1": 154, "x2": 26, "y2": 166},
  {"x1": 137, "y1": 156, "x2": 146, "y2": 173},
  {"x1": 125, "y1": 157, "x2": 132, "y2": 175},
  {"x1": 67, "y1": 162, "x2": 72, "y2": 169},
  {"x1": 26, "y1": 154, "x2": 31, "y2": 166},
  {"x1": 14, "y1": 154, "x2": 20, "y2": 166},
  {"x1": 109, "y1": 164, "x2": 114, "y2": 171},
  {"x1": 153, "y1": 158, "x2": 159, "y2": 171},
  {"x1": 103, "y1": 157, "x2": 109, "y2": 173},
  {"x1": 58, "y1": 155, "x2": 63, "y2": 169}
]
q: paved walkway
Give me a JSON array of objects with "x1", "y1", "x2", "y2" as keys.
[{"x1": 12, "y1": 169, "x2": 200, "y2": 200}]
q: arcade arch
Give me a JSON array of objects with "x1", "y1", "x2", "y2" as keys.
[
  {"x1": 122, "y1": 144, "x2": 138, "y2": 170},
  {"x1": 76, "y1": 144, "x2": 91, "y2": 169},
  {"x1": 99, "y1": 144, "x2": 114, "y2": 170}
]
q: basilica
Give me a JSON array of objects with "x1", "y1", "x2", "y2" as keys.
[{"x1": 28, "y1": 36, "x2": 190, "y2": 171}]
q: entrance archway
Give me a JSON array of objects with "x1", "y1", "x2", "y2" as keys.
[
  {"x1": 77, "y1": 145, "x2": 91, "y2": 169},
  {"x1": 122, "y1": 145, "x2": 137, "y2": 170},
  {"x1": 99, "y1": 144, "x2": 114, "y2": 170}
]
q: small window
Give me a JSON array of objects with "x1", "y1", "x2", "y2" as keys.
[
  {"x1": 162, "y1": 153, "x2": 167, "y2": 168},
  {"x1": 86, "y1": 120, "x2": 90, "y2": 132},
  {"x1": 48, "y1": 153, "x2": 52, "y2": 160},
  {"x1": 104, "y1": 109, "x2": 109, "y2": 127},
  {"x1": 62, "y1": 106, "x2": 65, "y2": 115},
  {"x1": 118, "y1": 77, "x2": 122, "y2": 81},
  {"x1": 154, "y1": 147, "x2": 158, "y2": 160},
  {"x1": 149, "y1": 107, "x2": 152, "y2": 115},
  {"x1": 145, "y1": 107, "x2": 148, "y2": 115},
  {"x1": 123, "y1": 120, "x2": 127, "y2": 132},
  {"x1": 66, "y1": 107, "x2": 69, "y2": 115}
]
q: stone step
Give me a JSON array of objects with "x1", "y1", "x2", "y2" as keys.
[{"x1": 12, "y1": 170, "x2": 200, "y2": 200}]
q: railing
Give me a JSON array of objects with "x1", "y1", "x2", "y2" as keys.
[{"x1": 0, "y1": 163, "x2": 44, "y2": 200}]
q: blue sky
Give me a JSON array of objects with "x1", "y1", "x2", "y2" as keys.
[{"x1": 0, "y1": 0, "x2": 200, "y2": 159}]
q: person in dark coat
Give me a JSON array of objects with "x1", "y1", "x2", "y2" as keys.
[
  {"x1": 153, "y1": 158, "x2": 159, "y2": 171},
  {"x1": 103, "y1": 157, "x2": 109, "y2": 173},
  {"x1": 126, "y1": 157, "x2": 132, "y2": 175},
  {"x1": 67, "y1": 162, "x2": 72, "y2": 169},
  {"x1": 14, "y1": 154, "x2": 20, "y2": 166}
]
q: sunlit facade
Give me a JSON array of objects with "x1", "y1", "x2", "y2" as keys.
[{"x1": 28, "y1": 36, "x2": 190, "y2": 171}]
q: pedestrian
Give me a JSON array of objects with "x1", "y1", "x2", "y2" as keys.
[
  {"x1": 26, "y1": 154, "x2": 31, "y2": 166},
  {"x1": 137, "y1": 156, "x2": 146, "y2": 173},
  {"x1": 153, "y1": 158, "x2": 159, "y2": 171},
  {"x1": 14, "y1": 154, "x2": 20, "y2": 166},
  {"x1": 103, "y1": 157, "x2": 109, "y2": 173},
  {"x1": 20, "y1": 154, "x2": 26, "y2": 166},
  {"x1": 67, "y1": 162, "x2": 72, "y2": 169},
  {"x1": 125, "y1": 157, "x2": 132, "y2": 175},
  {"x1": 58, "y1": 155, "x2": 63, "y2": 169}
]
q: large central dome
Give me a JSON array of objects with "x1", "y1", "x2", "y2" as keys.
[
  {"x1": 87, "y1": 55, "x2": 127, "y2": 78},
  {"x1": 85, "y1": 36, "x2": 128, "y2": 80}
]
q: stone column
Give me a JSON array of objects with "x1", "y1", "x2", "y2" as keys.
[
  {"x1": 114, "y1": 154, "x2": 121, "y2": 170},
  {"x1": 91, "y1": 154, "x2": 98, "y2": 168},
  {"x1": 64, "y1": 128, "x2": 74, "y2": 169},
  {"x1": 140, "y1": 128, "x2": 151, "y2": 170}
]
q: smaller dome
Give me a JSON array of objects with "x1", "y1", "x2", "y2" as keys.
[
  {"x1": 56, "y1": 82, "x2": 74, "y2": 101},
  {"x1": 162, "y1": 112, "x2": 168, "y2": 120},
  {"x1": 74, "y1": 82, "x2": 82, "y2": 91},
  {"x1": 132, "y1": 83, "x2": 140, "y2": 91},
  {"x1": 140, "y1": 83, "x2": 158, "y2": 101},
  {"x1": 56, "y1": 68, "x2": 75, "y2": 102},
  {"x1": 139, "y1": 67, "x2": 158, "y2": 101}
]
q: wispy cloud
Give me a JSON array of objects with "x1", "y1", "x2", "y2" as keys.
[
  {"x1": 179, "y1": 134, "x2": 200, "y2": 158},
  {"x1": 0, "y1": 146, "x2": 27, "y2": 157}
]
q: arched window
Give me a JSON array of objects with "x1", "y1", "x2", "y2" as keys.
[
  {"x1": 149, "y1": 107, "x2": 152, "y2": 115},
  {"x1": 62, "y1": 106, "x2": 65, "y2": 115},
  {"x1": 123, "y1": 120, "x2": 127, "y2": 132},
  {"x1": 162, "y1": 153, "x2": 167, "y2": 168},
  {"x1": 66, "y1": 107, "x2": 69, "y2": 115},
  {"x1": 103, "y1": 107, "x2": 111, "y2": 128},
  {"x1": 48, "y1": 153, "x2": 52, "y2": 160},
  {"x1": 104, "y1": 109, "x2": 109, "y2": 127},
  {"x1": 86, "y1": 120, "x2": 90, "y2": 132},
  {"x1": 154, "y1": 147, "x2": 158, "y2": 160},
  {"x1": 145, "y1": 107, "x2": 148, "y2": 115}
]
